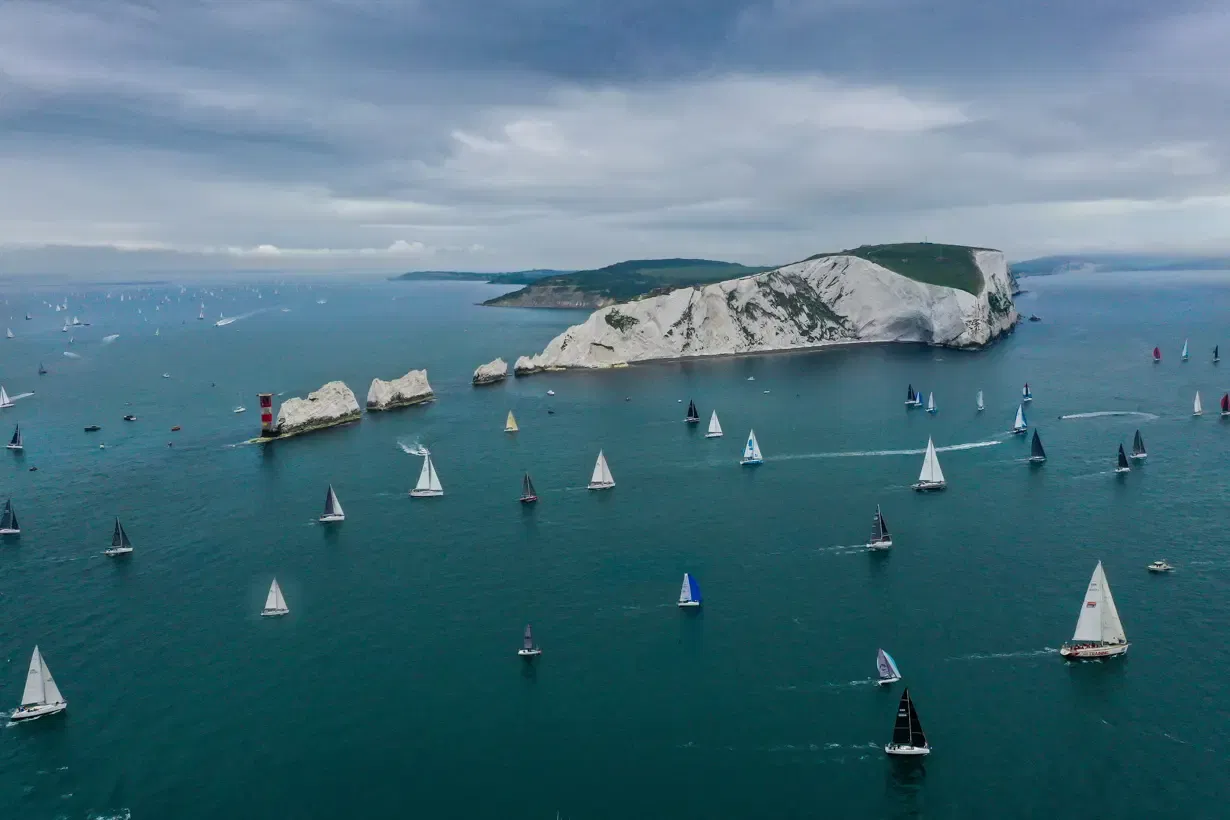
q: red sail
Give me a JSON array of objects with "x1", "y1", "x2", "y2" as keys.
[
  {"x1": 1153, "y1": 347, "x2": 1161, "y2": 361},
  {"x1": 1222, "y1": 393, "x2": 1229, "y2": 412}
]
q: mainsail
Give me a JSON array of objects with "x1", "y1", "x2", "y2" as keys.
[
  {"x1": 521, "y1": 472, "x2": 537, "y2": 500},
  {"x1": 1030, "y1": 430, "x2": 1046, "y2": 461},
  {"x1": 877, "y1": 649, "x2": 901, "y2": 683},
  {"x1": 263, "y1": 579, "x2": 288, "y2": 614},
  {"x1": 505, "y1": 411, "x2": 519, "y2": 433},
  {"x1": 22, "y1": 647, "x2": 65, "y2": 707},
  {"x1": 891, "y1": 689, "x2": 927, "y2": 749},
  {"x1": 1071, "y1": 561, "x2": 1127, "y2": 644},
  {"x1": 871, "y1": 506, "x2": 889, "y2": 543},
  {"x1": 918, "y1": 438, "x2": 945, "y2": 484},
  {"x1": 926, "y1": 392, "x2": 936, "y2": 412},
  {"x1": 1182, "y1": 339, "x2": 1190, "y2": 359},
  {"x1": 414, "y1": 455, "x2": 444, "y2": 494},
  {"x1": 976, "y1": 390, "x2": 984, "y2": 411},
  {"x1": 523, "y1": 624, "x2": 535, "y2": 652},
  {"x1": 706, "y1": 410, "x2": 723, "y2": 437},
  {"x1": 742, "y1": 430, "x2": 763, "y2": 463},
  {"x1": 1117, "y1": 444, "x2": 1130, "y2": 470},
  {"x1": 0, "y1": 386, "x2": 11, "y2": 408},
  {"x1": 1, "y1": 499, "x2": 18, "y2": 533},
  {"x1": 9, "y1": 424, "x2": 22, "y2": 449},
  {"x1": 589, "y1": 450, "x2": 614, "y2": 488},
  {"x1": 1195, "y1": 392, "x2": 1203, "y2": 415},
  {"x1": 1012, "y1": 404, "x2": 1027, "y2": 431},
  {"x1": 112, "y1": 518, "x2": 132, "y2": 550}
]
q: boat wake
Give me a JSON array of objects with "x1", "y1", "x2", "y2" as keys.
[
  {"x1": 945, "y1": 647, "x2": 1057, "y2": 662},
  {"x1": 101, "y1": 334, "x2": 120, "y2": 343},
  {"x1": 62, "y1": 351, "x2": 81, "y2": 359},
  {"x1": 776, "y1": 679, "x2": 878, "y2": 693},
  {"x1": 6, "y1": 391, "x2": 35, "y2": 402},
  {"x1": 215, "y1": 307, "x2": 271, "y2": 327},
  {"x1": 397, "y1": 438, "x2": 430, "y2": 456},
  {"x1": 1059, "y1": 411, "x2": 1158, "y2": 421},
  {"x1": 817, "y1": 544, "x2": 871, "y2": 555},
  {"x1": 771, "y1": 439, "x2": 1001, "y2": 461}
]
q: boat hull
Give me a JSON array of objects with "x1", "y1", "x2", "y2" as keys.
[
  {"x1": 1010, "y1": 427, "x2": 1028, "y2": 436},
  {"x1": 1060, "y1": 642, "x2": 1129, "y2": 659},
  {"x1": 103, "y1": 547, "x2": 133, "y2": 556},
  {"x1": 868, "y1": 539, "x2": 893, "y2": 550},
  {"x1": 677, "y1": 601, "x2": 701, "y2": 608},
  {"x1": 11, "y1": 702, "x2": 67, "y2": 722},
  {"x1": 587, "y1": 482, "x2": 614, "y2": 491},
  {"x1": 318, "y1": 514, "x2": 345, "y2": 523},
  {"x1": 740, "y1": 458, "x2": 763, "y2": 466},
  {"x1": 1114, "y1": 467, "x2": 1131, "y2": 474},
  {"x1": 885, "y1": 744, "x2": 930, "y2": 756},
  {"x1": 517, "y1": 649, "x2": 542, "y2": 658},
  {"x1": 0, "y1": 528, "x2": 19, "y2": 535},
  {"x1": 1029, "y1": 457, "x2": 1046, "y2": 464},
  {"x1": 261, "y1": 608, "x2": 289, "y2": 617},
  {"x1": 926, "y1": 409, "x2": 937, "y2": 415},
  {"x1": 5, "y1": 444, "x2": 21, "y2": 451},
  {"x1": 877, "y1": 676, "x2": 901, "y2": 687},
  {"x1": 519, "y1": 495, "x2": 538, "y2": 504},
  {"x1": 409, "y1": 490, "x2": 444, "y2": 498},
  {"x1": 911, "y1": 481, "x2": 946, "y2": 492},
  {"x1": 1130, "y1": 454, "x2": 1146, "y2": 461},
  {"x1": 704, "y1": 432, "x2": 723, "y2": 438}
]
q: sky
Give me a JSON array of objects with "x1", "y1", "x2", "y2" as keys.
[{"x1": 1, "y1": 0, "x2": 1229, "y2": 276}]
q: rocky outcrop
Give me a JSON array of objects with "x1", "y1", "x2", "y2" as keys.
[
  {"x1": 472, "y1": 358, "x2": 508, "y2": 386},
  {"x1": 275, "y1": 381, "x2": 361, "y2": 436},
  {"x1": 366, "y1": 369, "x2": 434, "y2": 410},
  {"x1": 515, "y1": 250, "x2": 1017, "y2": 373}
]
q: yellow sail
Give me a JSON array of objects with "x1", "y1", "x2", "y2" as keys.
[{"x1": 504, "y1": 411, "x2": 519, "y2": 433}]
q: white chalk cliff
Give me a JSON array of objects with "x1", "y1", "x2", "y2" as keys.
[
  {"x1": 275, "y1": 381, "x2": 361, "y2": 436},
  {"x1": 472, "y1": 358, "x2": 509, "y2": 385},
  {"x1": 515, "y1": 250, "x2": 1017, "y2": 373},
  {"x1": 367, "y1": 369, "x2": 434, "y2": 410}
]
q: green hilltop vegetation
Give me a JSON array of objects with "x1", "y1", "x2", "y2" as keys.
[
  {"x1": 391, "y1": 269, "x2": 568, "y2": 284},
  {"x1": 483, "y1": 259, "x2": 773, "y2": 308},
  {"x1": 804, "y1": 242, "x2": 993, "y2": 296}
]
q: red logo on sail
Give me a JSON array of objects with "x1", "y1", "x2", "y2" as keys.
[{"x1": 1086, "y1": 601, "x2": 1097, "y2": 608}]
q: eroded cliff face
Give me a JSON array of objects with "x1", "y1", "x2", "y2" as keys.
[
  {"x1": 275, "y1": 381, "x2": 362, "y2": 436},
  {"x1": 472, "y1": 358, "x2": 509, "y2": 385},
  {"x1": 367, "y1": 369, "x2": 435, "y2": 410},
  {"x1": 515, "y1": 251, "x2": 1016, "y2": 374}
]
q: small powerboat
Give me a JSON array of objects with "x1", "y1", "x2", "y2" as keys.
[
  {"x1": 123, "y1": 415, "x2": 137, "y2": 422},
  {"x1": 84, "y1": 425, "x2": 101, "y2": 432},
  {"x1": 1147, "y1": 560, "x2": 1174, "y2": 573}
]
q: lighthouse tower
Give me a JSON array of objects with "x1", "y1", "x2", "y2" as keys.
[{"x1": 259, "y1": 393, "x2": 276, "y2": 437}]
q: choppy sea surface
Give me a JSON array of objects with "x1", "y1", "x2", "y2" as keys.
[{"x1": 2, "y1": 271, "x2": 1230, "y2": 818}]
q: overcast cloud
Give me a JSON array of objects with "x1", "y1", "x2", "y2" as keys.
[{"x1": 1, "y1": 0, "x2": 1228, "y2": 275}]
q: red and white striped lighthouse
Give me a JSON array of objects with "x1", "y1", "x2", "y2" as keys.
[{"x1": 259, "y1": 393, "x2": 275, "y2": 436}]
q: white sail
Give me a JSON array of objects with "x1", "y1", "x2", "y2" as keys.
[
  {"x1": 590, "y1": 450, "x2": 614, "y2": 487},
  {"x1": 1013, "y1": 404, "x2": 1026, "y2": 430},
  {"x1": 743, "y1": 430, "x2": 762, "y2": 461},
  {"x1": 415, "y1": 455, "x2": 443, "y2": 493},
  {"x1": 5, "y1": 328, "x2": 11, "y2": 339},
  {"x1": 1194, "y1": 392, "x2": 1203, "y2": 415},
  {"x1": 918, "y1": 438, "x2": 945, "y2": 484},
  {"x1": 505, "y1": 411, "x2": 519, "y2": 432},
  {"x1": 0, "y1": 386, "x2": 10, "y2": 407},
  {"x1": 1071, "y1": 561, "x2": 1126, "y2": 643},
  {"x1": 926, "y1": 392, "x2": 935, "y2": 411},
  {"x1": 1182, "y1": 339, "x2": 1189, "y2": 359},
  {"x1": 264, "y1": 579, "x2": 288, "y2": 614},
  {"x1": 679, "y1": 574, "x2": 694, "y2": 604},
  {"x1": 21, "y1": 647, "x2": 46, "y2": 706},
  {"x1": 41, "y1": 657, "x2": 65, "y2": 705},
  {"x1": 706, "y1": 410, "x2": 723, "y2": 437},
  {"x1": 976, "y1": 390, "x2": 984, "y2": 410},
  {"x1": 324, "y1": 486, "x2": 344, "y2": 518}
]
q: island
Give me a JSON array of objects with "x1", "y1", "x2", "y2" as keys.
[
  {"x1": 367, "y1": 369, "x2": 435, "y2": 410},
  {"x1": 270, "y1": 381, "x2": 361, "y2": 438},
  {"x1": 514, "y1": 243, "x2": 1017, "y2": 374},
  {"x1": 472, "y1": 358, "x2": 508, "y2": 386},
  {"x1": 484, "y1": 259, "x2": 773, "y2": 310}
]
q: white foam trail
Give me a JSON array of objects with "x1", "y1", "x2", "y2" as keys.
[
  {"x1": 101, "y1": 334, "x2": 119, "y2": 343},
  {"x1": 945, "y1": 647, "x2": 1057, "y2": 661},
  {"x1": 5, "y1": 391, "x2": 35, "y2": 401},
  {"x1": 771, "y1": 439, "x2": 1001, "y2": 461},
  {"x1": 62, "y1": 351, "x2": 81, "y2": 359},
  {"x1": 397, "y1": 438, "x2": 430, "y2": 456},
  {"x1": 1059, "y1": 411, "x2": 1158, "y2": 420},
  {"x1": 215, "y1": 307, "x2": 271, "y2": 327}
]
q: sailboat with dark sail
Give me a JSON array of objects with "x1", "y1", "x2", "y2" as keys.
[
  {"x1": 1130, "y1": 430, "x2": 1147, "y2": 461},
  {"x1": 1223, "y1": 394, "x2": 1230, "y2": 417},
  {"x1": 1215, "y1": 345, "x2": 1221, "y2": 364},
  {"x1": 1152, "y1": 346, "x2": 1161, "y2": 363},
  {"x1": 520, "y1": 472, "x2": 538, "y2": 504},
  {"x1": 319, "y1": 484, "x2": 345, "y2": 523},
  {"x1": 1029, "y1": 430, "x2": 1046, "y2": 464},
  {"x1": 685, "y1": 400, "x2": 700, "y2": 424},
  {"x1": 1115, "y1": 444, "x2": 1131, "y2": 474},
  {"x1": 0, "y1": 499, "x2": 19, "y2": 535},
  {"x1": 867, "y1": 505, "x2": 892, "y2": 549},
  {"x1": 904, "y1": 384, "x2": 922, "y2": 408},
  {"x1": 104, "y1": 518, "x2": 134, "y2": 556},
  {"x1": 518, "y1": 624, "x2": 542, "y2": 658},
  {"x1": 884, "y1": 689, "x2": 930, "y2": 756},
  {"x1": 7, "y1": 424, "x2": 22, "y2": 451},
  {"x1": 38, "y1": 363, "x2": 47, "y2": 376}
]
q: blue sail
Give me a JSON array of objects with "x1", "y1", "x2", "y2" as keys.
[
  {"x1": 687, "y1": 574, "x2": 702, "y2": 604},
  {"x1": 877, "y1": 649, "x2": 901, "y2": 682}
]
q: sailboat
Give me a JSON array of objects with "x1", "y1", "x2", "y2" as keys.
[
  {"x1": 1029, "y1": 430, "x2": 1046, "y2": 464},
  {"x1": 1216, "y1": 345, "x2": 1221, "y2": 363},
  {"x1": 740, "y1": 430, "x2": 763, "y2": 465},
  {"x1": 1115, "y1": 444, "x2": 1131, "y2": 473},
  {"x1": 1223, "y1": 394, "x2": 1230, "y2": 417},
  {"x1": 1060, "y1": 561, "x2": 1129, "y2": 659},
  {"x1": 976, "y1": 390, "x2": 984, "y2": 412},
  {"x1": 104, "y1": 518, "x2": 134, "y2": 556},
  {"x1": 504, "y1": 411, "x2": 519, "y2": 433},
  {"x1": 876, "y1": 649, "x2": 902, "y2": 686},
  {"x1": 198, "y1": 305, "x2": 205, "y2": 321},
  {"x1": 38, "y1": 363, "x2": 46, "y2": 376},
  {"x1": 1010, "y1": 404, "x2": 1028, "y2": 435},
  {"x1": 867, "y1": 505, "x2": 892, "y2": 549},
  {"x1": 904, "y1": 384, "x2": 922, "y2": 407},
  {"x1": 518, "y1": 624, "x2": 542, "y2": 658},
  {"x1": 685, "y1": 400, "x2": 700, "y2": 424},
  {"x1": 10, "y1": 647, "x2": 67, "y2": 722},
  {"x1": 925, "y1": 392, "x2": 937, "y2": 414},
  {"x1": 1181, "y1": 339, "x2": 1190, "y2": 361},
  {"x1": 410, "y1": 454, "x2": 444, "y2": 497},
  {"x1": 5, "y1": 328, "x2": 12, "y2": 339},
  {"x1": 912, "y1": 438, "x2": 946, "y2": 491},
  {"x1": 7, "y1": 424, "x2": 22, "y2": 451},
  {"x1": 884, "y1": 689, "x2": 930, "y2": 756},
  {"x1": 705, "y1": 410, "x2": 723, "y2": 438},
  {"x1": 0, "y1": 387, "x2": 12, "y2": 409},
  {"x1": 1194, "y1": 391, "x2": 1204, "y2": 416},
  {"x1": 678, "y1": 573, "x2": 702, "y2": 608},
  {"x1": 520, "y1": 472, "x2": 538, "y2": 504},
  {"x1": 24, "y1": 313, "x2": 30, "y2": 320},
  {"x1": 1130, "y1": 430, "x2": 1147, "y2": 461},
  {"x1": 587, "y1": 450, "x2": 615, "y2": 490},
  {"x1": 1152, "y1": 346, "x2": 1161, "y2": 363},
  {"x1": 261, "y1": 579, "x2": 289, "y2": 617},
  {"x1": 0, "y1": 499, "x2": 19, "y2": 535},
  {"x1": 319, "y1": 484, "x2": 345, "y2": 522},
  {"x1": 1022, "y1": 383, "x2": 1033, "y2": 402}
]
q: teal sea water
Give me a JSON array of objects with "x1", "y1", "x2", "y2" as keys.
[{"x1": 2, "y1": 271, "x2": 1230, "y2": 818}]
